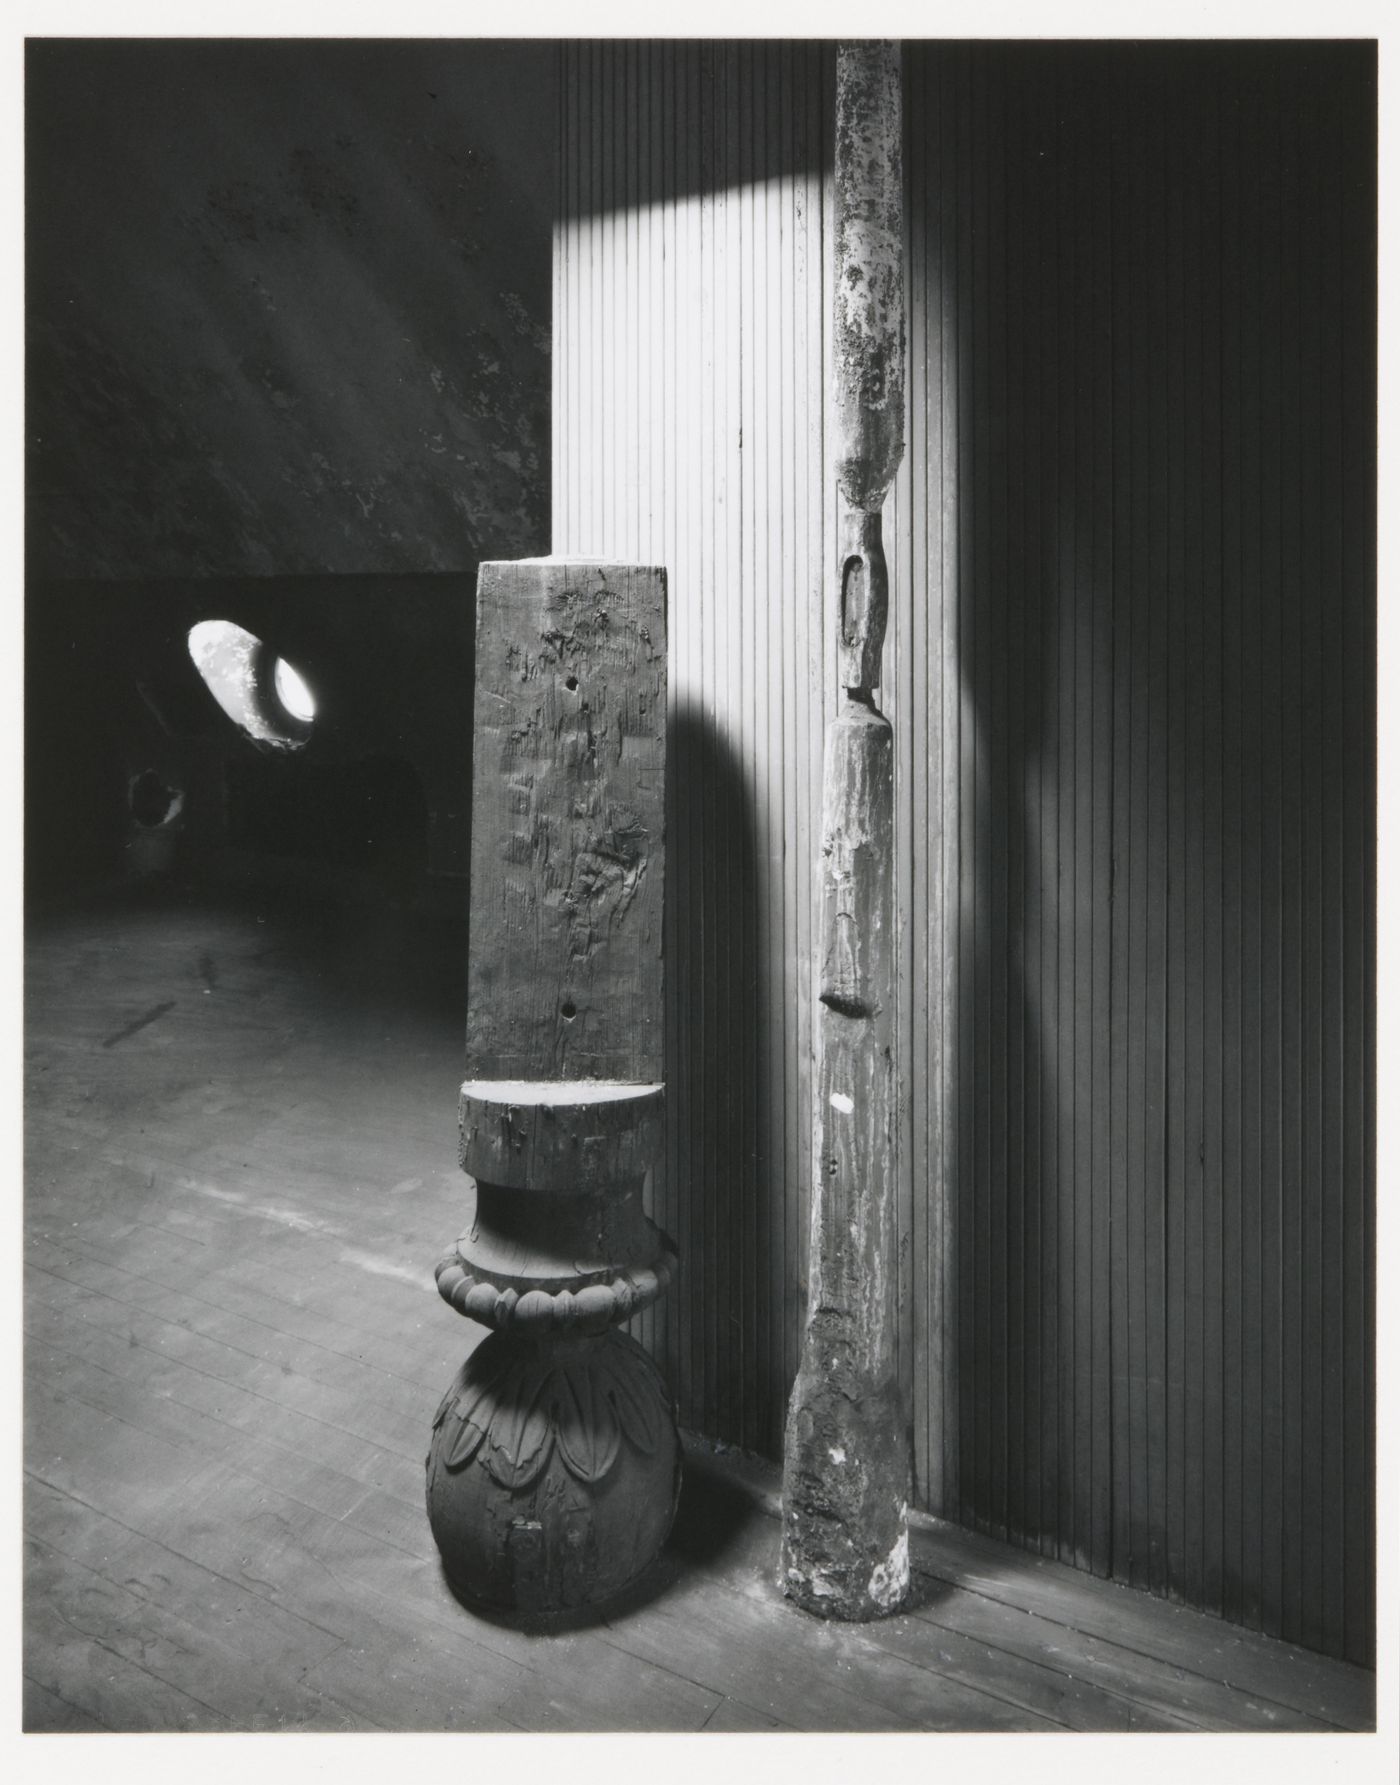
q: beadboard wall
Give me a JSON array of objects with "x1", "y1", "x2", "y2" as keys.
[{"x1": 551, "y1": 39, "x2": 1375, "y2": 1664}]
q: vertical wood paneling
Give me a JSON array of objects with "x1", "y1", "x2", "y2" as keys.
[
  {"x1": 900, "y1": 40, "x2": 1374, "y2": 1662},
  {"x1": 553, "y1": 39, "x2": 1374, "y2": 1666},
  {"x1": 555, "y1": 40, "x2": 833, "y2": 1462}
]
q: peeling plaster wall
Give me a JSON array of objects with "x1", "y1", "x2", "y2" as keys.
[{"x1": 27, "y1": 38, "x2": 555, "y2": 581}]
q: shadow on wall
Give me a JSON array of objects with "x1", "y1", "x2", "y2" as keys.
[
  {"x1": 642, "y1": 698, "x2": 780, "y2": 1457},
  {"x1": 925, "y1": 39, "x2": 1374, "y2": 1661},
  {"x1": 557, "y1": 39, "x2": 831, "y2": 223}
]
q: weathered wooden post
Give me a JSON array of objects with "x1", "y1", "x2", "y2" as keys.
[
  {"x1": 780, "y1": 40, "x2": 913, "y2": 1620},
  {"x1": 426, "y1": 558, "x2": 680, "y2": 1617}
]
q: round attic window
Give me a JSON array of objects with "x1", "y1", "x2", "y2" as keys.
[
  {"x1": 188, "y1": 620, "x2": 315, "y2": 748},
  {"x1": 273, "y1": 655, "x2": 316, "y2": 723}
]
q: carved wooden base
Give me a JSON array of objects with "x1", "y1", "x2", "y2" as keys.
[
  {"x1": 428, "y1": 1080, "x2": 680, "y2": 1618},
  {"x1": 436, "y1": 558, "x2": 676, "y2": 1620},
  {"x1": 426, "y1": 1329, "x2": 680, "y2": 1615}
]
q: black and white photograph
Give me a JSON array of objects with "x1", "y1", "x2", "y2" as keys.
[{"x1": 16, "y1": 2, "x2": 1391, "y2": 1768}]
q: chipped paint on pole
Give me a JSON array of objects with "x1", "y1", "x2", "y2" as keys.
[
  {"x1": 780, "y1": 39, "x2": 913, "y2": 1622},
  {"x1": 832, "y1": 39, "x2": 905, "y2": 515}
]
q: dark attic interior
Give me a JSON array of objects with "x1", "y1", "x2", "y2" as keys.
[{"x1": 23, "y1": 37, "x2": 1378, "y2": 1742}]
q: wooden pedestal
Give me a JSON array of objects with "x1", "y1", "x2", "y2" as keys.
[{"x1": 426, "y1": 559, "x2": 676, "y2": 1617}]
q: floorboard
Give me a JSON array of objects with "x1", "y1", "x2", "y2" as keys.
[
  {"x1": 907, "y1": 1514, "x2": 1375, "y2": 1730},
  {"x1": 22, "y1": 1676, "x2": 113, "y2": 1735},
  {"x1": 23, "y1": 886, "x2": 1377, "y2": 1733}
]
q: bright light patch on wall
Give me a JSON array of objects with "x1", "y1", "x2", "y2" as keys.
[
  {"x1": 188, "y1": 619, "x2": 313, "y2": 749},
  {"x1": 273, "y1": 656, "x2": 316, "y2": 722}
]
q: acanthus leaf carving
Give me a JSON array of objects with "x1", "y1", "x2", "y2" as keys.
[
  {"x1": 445, "y1": 1412, "x2": 490, "y2": 1472},
  {"x1": 435, "y1": 1335, "x2": 669, "y2": 1488},
  {"x1": 481, "y1": 1356, "x2": 554, "y2": 1490},
  {"x1": 600, "y1": 1344, "x2": 663, "y2": 1456},
  {"x1": 556, "y1": 1353, "x2": 622, "y2": 1481}
]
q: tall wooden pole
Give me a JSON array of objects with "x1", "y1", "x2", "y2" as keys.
[{"x1": 780, "y1": 39, "x2": 912, "y2": 1621}]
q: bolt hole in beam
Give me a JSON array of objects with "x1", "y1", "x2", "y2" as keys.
[
  {"x1": 560, "y1": 1001, "x2": 578, "y2": 1021},
  {"x1": 564, "y1": 675, "x2": 579, "y2": 692},
  {"x1": 187, "y1": 619, "x2": 316, "y2": 748}
]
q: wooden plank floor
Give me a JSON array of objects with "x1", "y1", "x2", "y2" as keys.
[{"x1": 22, "y1": 884, "x2": 1376, "y2": 1734}]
